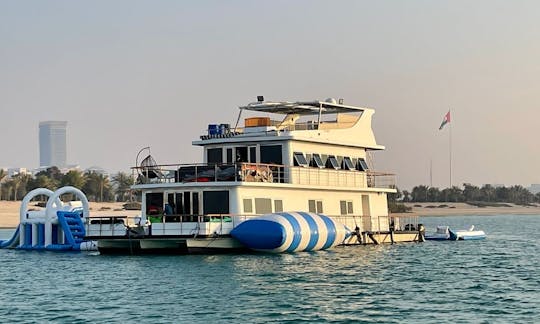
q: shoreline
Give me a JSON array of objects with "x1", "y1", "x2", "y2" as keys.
[
  {"x1": 392, "y1": 202, "x2": 540, "y2": 218},
  {"x1": 2, "y1": 201, "x2": 540, "y2": 229}
]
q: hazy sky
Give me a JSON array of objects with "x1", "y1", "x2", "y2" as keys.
[{"x1": 1, "y1": 1, "x2": 539, "y2": 190}]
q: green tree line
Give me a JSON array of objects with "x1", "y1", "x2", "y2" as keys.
[
  {"x1": 400, "y1": 183, "x2": 539, "y2": 205},
  {"x1": 0, "y1": 167, "x2": 134, "y2": 202}
]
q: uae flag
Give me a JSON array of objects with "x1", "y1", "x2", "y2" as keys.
[{"x1": 439, "y1": 111, "x2": 451, "y2": 130}]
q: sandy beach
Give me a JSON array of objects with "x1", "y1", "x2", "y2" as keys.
[
  {"x1": 394, "y1": 202, "x2": 540, "y2": 217},
  {"x1": 0, "y1": 201, "x2": 140, "y2": 228},
  {"x1": 2, "y1": 200, "x2": 540, "y2": 228}
]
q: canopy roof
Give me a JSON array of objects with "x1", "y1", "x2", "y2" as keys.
[{"x1": 239, "y1": 100, "x2": 367, "y2": 115}]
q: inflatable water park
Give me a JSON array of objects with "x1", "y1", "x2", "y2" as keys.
[{"x1": 0, "y1": 187, "x2": 97, "y2": 251}]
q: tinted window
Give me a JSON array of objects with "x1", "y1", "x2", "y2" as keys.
[
  {"x1": 183, "y1": 191, "x2": 191, "y2": 214},
  {"x1": 203, "y1": 191, "x2": 230, "y2": 214},
  {"x1": 207, "y1": 148, "x2": 223, "y2": 164},
  {"x1": 260, "y1": 145, "x2": 282, "y2": 164},
  {"x1": 343, "y1": 157, "x2": 355, "y2": 170},
  {"x1": 236, "y1": 147, "x2": 248, "y2": 162},
  {"x1": 293, "y1": 152, "x2": 308, "y2": 167},
  {"x1": 192, "y1": 192, "x2": 199, "y2": 215},
  {"x1": 357, "y1": 158, "x2": 369, "y2": 171},
  {"x1": 311, "y1": 154, "x2": 324, "y2": 168},
  {"x1": 146, "y1": 192, "x2": 163, "y2": 215},
  {"x1": 326, "y1": 155, "x2": 340, "y2": 169},
  {"x1": 249, "y1": 146, "x2": 257, "y2": 163},
  {"x1": 175, "y1": 193, "x2": 183, "y2": 214}
]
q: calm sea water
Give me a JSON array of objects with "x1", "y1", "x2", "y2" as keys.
[{"x1": 1, "y1": 215, "x2": 539, "y2": 323}]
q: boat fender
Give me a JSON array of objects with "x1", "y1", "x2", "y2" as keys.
[{"x1": 418, "y1": 224, "x2": 426, "y2": 242}]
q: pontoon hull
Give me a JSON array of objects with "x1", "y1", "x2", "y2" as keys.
[{"x1": 96, "y1": 236, "x2": 245, "y2": 254}]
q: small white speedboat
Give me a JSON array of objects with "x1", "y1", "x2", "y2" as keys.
[
  {"x1": 425, "y1": 226, "x2": 452, "y2": 241},
  {"x1": 451, "y1": 225, "x2": 486, "y2": 240},
  {"x1": 426, "y1": 225, "x2": 486, "y2": 241}
]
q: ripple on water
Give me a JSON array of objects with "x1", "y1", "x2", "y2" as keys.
[{"x1": 1, "y1": 215, "x2": 540, "y2": 323}]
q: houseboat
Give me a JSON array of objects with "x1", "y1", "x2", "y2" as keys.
[{"x1": 84, "y1": 97, "x2": 423, "y2": 254}]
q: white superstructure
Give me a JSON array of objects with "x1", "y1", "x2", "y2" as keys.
[{"x1": 86, "y1": 98, "x2": 421, "y2": 253}]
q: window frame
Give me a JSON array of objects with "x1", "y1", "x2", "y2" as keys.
[
  {"x1": 293, "y1": 152, "x2": 309, "y2": 167},
  {"x1": 243, "y1": 198, "x2": 254, "y2": 214},
  {"x1": 339, "y1": 200, "x2": 354, "y2": 215},
  {"x1": 274, "y1": 199, "x2": 283, "y2": 212},
  {"x1": 342, "y1": 156, "x2": 355, "y2": 170},
  {"x1": 311, "y1": 153, "x2": 325, "y2": 168},
  {"x1": 308, "y1": 199, "x2": 324, "y2": 213},
  {"x1": 357, "y1": 158, "x2": 369, "y2": 171},
  {"x1": 326, "y1": 155, "x2": 340, "y2": 170}
]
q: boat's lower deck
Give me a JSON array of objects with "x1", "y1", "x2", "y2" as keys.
[{"x1": 91, "y1": 230, "x2": 423, "y2": 254}]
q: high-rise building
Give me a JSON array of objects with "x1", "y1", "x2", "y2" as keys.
[{"x1": 39, "y1": 121, "x2": 67, "y2": 167}]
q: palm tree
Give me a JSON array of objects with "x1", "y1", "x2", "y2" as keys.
[
  {"x1": 14, "y1": 174, "x2": 31, "y2": 200},
  {"x1": 27, "y1": 174, "x2": 57, "y2": 191},
  {"x1": 112, "y1": 172, "x2": 134, "y2": 202},
  {"x1": 402, "y1": 190, "x2": 411, "y2": 202},
  {"x1": 60, "y1": 170, "x2": 86, "y2": 188},
  {"x1": 411, "y1": 185, "x2": 429, "y2": 202},
  {"x1": 463, "y1": 183, "x2": 481, "y2": 202},
  {"x1": 427, "y1": 187, "x2": 441, "y2": 202},
  {"x1": 83, "y1": 172, "x2": 112, "y2": 202},
  {"x1": 480, "y1": 184, "x2": 496, "y2": 202},
  {"x1": 0, "y1": 169, "x2": 6, "y2": 200},
  {"x1": 3, "y1": 180, "x2": 14, "y2": 201},
  {"x1": 11, "y1": 175, "x2": 22, "y2": 201}
]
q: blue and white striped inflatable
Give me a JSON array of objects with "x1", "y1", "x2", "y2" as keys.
[{"x1": 230, "y1": 212, "x2": 351, "y2": 253}]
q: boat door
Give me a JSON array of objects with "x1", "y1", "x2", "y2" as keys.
[{"x1": 361, "y1": 195, "x2": 371, "y2": 231}]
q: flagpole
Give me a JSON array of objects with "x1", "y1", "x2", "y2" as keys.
[
  {"x1": 430, "y1": 158, "x2": 433, "y2": 188},
  {"x1": 449, "y1": 109, "x2": 452, "y2": 188}
]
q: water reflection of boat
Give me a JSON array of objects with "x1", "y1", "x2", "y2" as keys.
[{"x1": 426, "y1": 225, "x2": 486, "y2": 241}]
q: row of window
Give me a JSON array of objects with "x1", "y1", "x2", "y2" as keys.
[
  {"x1": 147, "y1": 191, "x2": 357, "y2": 217},
  {"x1": 242, "y1": 198, "x2": 355, "y2": 216},
  {"x1": 293, "y1": 152, "x2": 369, "y2": 171},
  {"x1": 243, "y1": 198, "x2": 284, "y2": 214},
  {"x1": 207, "y1": 145, "x2": 369, "y2": 172},
  {"x1": 207, "y1": 145, "x2": 283, "y2": 165},
  {"x1": 146, "y1": 191, "x2": 230, "y2": 216}
]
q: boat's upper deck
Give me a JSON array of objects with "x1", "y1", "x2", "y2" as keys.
[
  {"x1": 132, "y1": 161, "x2": 396, "y2": 191},
  {"x1": 194, "y1": 98, "x2": 384, "y2": 150},
  {"x1": 133, "y1": 98, "x2": 395, "y2": 192}
]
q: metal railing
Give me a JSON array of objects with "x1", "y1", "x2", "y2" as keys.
[
  {"x1": 133, "y1": 162, "x2": 395, "y2": 189},
  {"x1": 85, "y1": 213, "x2": 418, "y2": 239}
]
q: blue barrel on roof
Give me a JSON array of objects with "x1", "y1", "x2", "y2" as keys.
[
  {"x1": 230, "y1": 212, "x2": 351, "y2": 253},
  {"x1": 208, "y1": 124, "x2": 219, "y2": 135}
]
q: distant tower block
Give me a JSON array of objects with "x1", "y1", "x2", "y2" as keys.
[{"x1": 39, "y1": 121, "x2": 67, "y2": 168}]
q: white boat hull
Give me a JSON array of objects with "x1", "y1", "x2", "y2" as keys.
[{"x1": 426, "y1": 225, "x2": 486, "y2": 241}]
